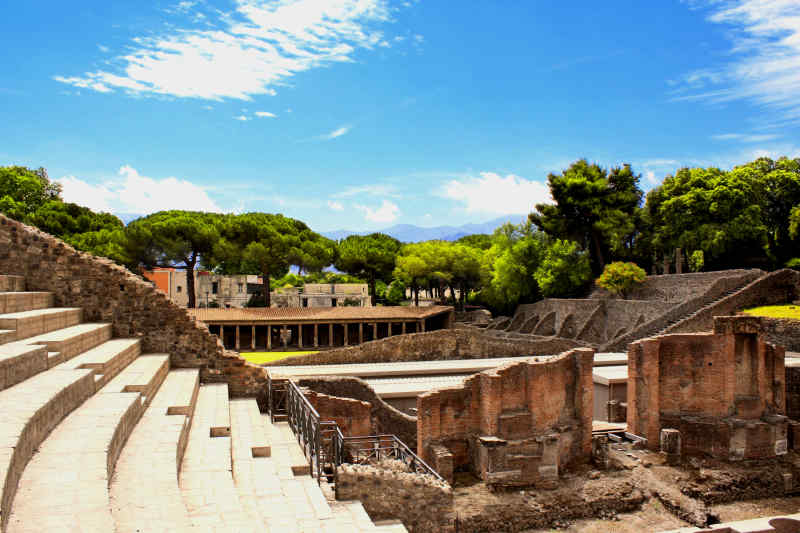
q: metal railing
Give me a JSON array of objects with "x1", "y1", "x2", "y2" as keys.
[{"x1": 267, "y1": 376, "x2": 444, "y2": 484}]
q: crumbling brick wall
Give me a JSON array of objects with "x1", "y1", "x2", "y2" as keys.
[
  {"x1": 335, "y1": 464, "x2": 454, "y2": 533},
  {"x1": 417, "y1": 348, "x2": 594, "y2": 487},
  {"x1": 627, "y1": 315, "x2": 788, "y2": 460},
  {"x1": 761, "y1": 317, "x2": 800, "y2": 353},
  {"x1": 0, "y1": 214, "x2": 266, "y2": 397},
  {"x1": 298, "y1": 377, "x2": 417, "y2": 448},
  {"x1": 266, "y1": 328, "x2": 586, "y2": 367},
  {"x1": 303, "y1": 389, "x2": 373, "y2": 436}
]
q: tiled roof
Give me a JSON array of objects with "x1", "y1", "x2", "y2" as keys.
[{"x1": 187, "y1": 305, "x2": 453, "y2": 323}]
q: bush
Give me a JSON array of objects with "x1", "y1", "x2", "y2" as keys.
[
  {"x1": 786, "y1": 258, "x2": 800, "y2": 271},
  {"x1": 689, "y1": 250, "x2": 704, "y2": 272},
  {"x1": 595, "y1": 261, "x2": 647, "y2": 298},
  {"x1": 385, "y1": 279, "x2": 406, "y2": 305}
]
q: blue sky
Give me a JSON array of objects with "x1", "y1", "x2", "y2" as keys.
[{"x1": 2, "y1": 0, "x2": 800, "y2": 232}]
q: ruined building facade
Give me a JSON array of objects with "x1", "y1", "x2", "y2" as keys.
[{"x1": 627, "y1": 315, "x2": 787, "y2": 460}]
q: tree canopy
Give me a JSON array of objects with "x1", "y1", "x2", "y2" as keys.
[{"x1": 334, "y1": 233, "x2": 402, "y2": 305}]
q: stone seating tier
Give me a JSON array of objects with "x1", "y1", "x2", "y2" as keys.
[{"x1": 0, "y1": 274, "x2": 406, "y2": 532}]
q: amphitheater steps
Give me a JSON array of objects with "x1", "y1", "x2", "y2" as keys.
[
  {"x1": 109, "y1": 369, "x2": 200, "y2": 533},
  {"x1": 0, "y1": 292, "x2": 53, "y2": 315},
  {"x1": 6, "y1": 354, "x2": 169, "y2": 533},
  {"x1": 179, "y1": 384, "x2": 261, "y2": 532},
  {"x1": 274, "y1": 421, "x2": 313, "y2": 476},
  {"x1": 20, "y1": 323, "x2": 112, "y2": 366},
  {"x1": 53, "y1": 338, "x2": 141, "y2": 389},
  {"x1": 0, "y1": 307, "x2": 82, "y2": 342}
]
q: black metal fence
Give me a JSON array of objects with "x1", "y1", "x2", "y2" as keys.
[{"x1": 267, "y1": 376, "x2": 444, "y2": 484}]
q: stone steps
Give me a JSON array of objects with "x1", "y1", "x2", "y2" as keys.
[
  {"x1": 179, "y1": 384, "x2": 261, "y2": 532},
  {"x1": 274, "y1": 421, "x2": 313, "y2": 476},
  {"x1": 0, "y1": 292, "x2": 53, "y2": 315},
  {"x1": 0, "y1": 307, "x2": 82, "y2": 342},
  {"x1": 0, "y1": 276, "x2": 25, "y2": 293},
  {"x1": 6, "y1": 354, "x2": 170, "y2": 533},
  {"x1": 18, "y1": 322, "x2": 113, "y2": 367},
  {"x1": 53, "y1": 338, "x2": 141, "y2": 390},
  {"x1": 109, "y1": 369, "x2": 200, "y2": 533}
]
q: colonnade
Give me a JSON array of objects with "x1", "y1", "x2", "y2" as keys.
[{"x1": 209, "y1": 319, "x2": 427, "y2": 351}]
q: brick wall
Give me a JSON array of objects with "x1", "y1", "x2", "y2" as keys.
[
  {"x1": 759, "y1": 317, "x2": 800, "y2": 353},
  {"x1": 335, "y1": 464, "x2": 453, "y2": 533},
  {"x1": 266, "y1": 328, "x2": 585, "y2": 367},
  {"x1": 303, "y1": 389, "x2": 372, "y2": 436},
  {"x1": 0, "y1": 214, "x2": 266, "y2": 397},
  {"x1": 298, "y1": 377, "x2": 417, "y2": 448},
  {"x1": 417, "y1": 348, "x2": 594, "y2": 486},
  {"x1": 627, "y1": 316, "x2": 788, "y2": 460}
]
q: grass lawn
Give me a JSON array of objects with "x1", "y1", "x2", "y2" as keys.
[
  {"x1": 239, "y1": 350, "x2": 319, "y2": 364},
  {"x1": 741, "y1": 304, "x2": 800, "y2": 320}
]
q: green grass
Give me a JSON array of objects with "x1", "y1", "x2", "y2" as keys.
[
  {"x1": 239, "y1": 350, "x2": 319, "y2": 364},
  {"x1": 741, "y1": 304, "x2": 800, "y2": 320}
]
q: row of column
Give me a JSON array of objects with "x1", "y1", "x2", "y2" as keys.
[{"x1": 225, "y1": 320, "x2": 426, "y2": 351}]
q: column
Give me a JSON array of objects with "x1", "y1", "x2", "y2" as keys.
[
  {"x1": 359, "y1": 322, "x2": 363, "y2": 344},
  {"x1": 235, "y1": 325, "x2": 241, "y2": 350},
  {"x1": 267, "y1": 325, "x2": 272, "y2": 350},
  {"x1": 329, "y1": 323, "x2": 333, "y2": 347},
  {"x1": 344, "y1": 323, "x2": 349, "y2": 346},
  {"x1": 298, "y1": 324, "x2": 303, "y2": 348},
  {"x1": 419, "y1": 320, "x2": 425, "y2": 332},
  {"x1": 313, "y1": 324, "x2": 319, "y2": 348},
  {"x1": 251, "y1": 325, "x2": 256, "y2": 350},
  {"x1": 372, "y1": 322, "x2": 378, "y2": 340},
  {"x1": 402, "y1": 322, "x2": 406, "y2": 334},
  {"x1": 389, "y1": 322, "x2": 395, "y2": 336}
]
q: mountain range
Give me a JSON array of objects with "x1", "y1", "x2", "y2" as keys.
[{"x1": 321, "y1": 215, "x2": 527, "y2": 242}]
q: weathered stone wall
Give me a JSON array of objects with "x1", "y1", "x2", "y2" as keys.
[
  {"x1": 602, "y1": 269, "x2": 770, "y2": 352},
  {"x1": 590, "y1": 269, "x2": 763, "y2": 303},
  {"x1": 266, "y1": 328, "x2": 585, "y2": 367},
  {"x1": 627, "y1": 316, "x2": 787, "y2": 460},
  {"x1": 669, "y1": 269, "x2": 800, "y2": 336},
  {"x1": 755, "y1": 317, "x2": 800, "y2": 353},
  {"x1": 417, "y1": 348, "x2": 594, "y2": 487},
  {"x1": 335, "y1": 464, "x2": 454, "y2": 533},
  {"x1": 303, "y1": 389, "x2": 372, "y2": 436},
  {"x1": 297, "y1": 377, "x2": 417, "y2": 448},
  {"x1": 0, "y1": 214, "x2": 266, "y2": 397}
]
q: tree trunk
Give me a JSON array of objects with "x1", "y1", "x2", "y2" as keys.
[
  {"x1": 591, "y1": 231, "x2": 606, "y2": 274},
  {"x1": 186, "y1": 252, "x2": 197, "y2": 308},
  {"x1": 459, "y1": 282, "x2": 466, "y2": 310},
  {"x1": 262, "y1": 266, "x2": 271, "y2": 307},
  {"x1": 414, "y1": 286, "x2": 419, "y2": 307}
]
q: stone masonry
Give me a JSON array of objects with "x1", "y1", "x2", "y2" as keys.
[
  {"x1": 417, "y1": 348, "x2": 594, "y2": 487},
  {"x1": 627, "y1": 315, "x2": 788, "y2": 461},
  {"x1": 0, "y1": 214, "x2": 266, "y2": 397}
]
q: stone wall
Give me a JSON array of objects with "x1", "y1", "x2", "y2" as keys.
[
  {"x1": 417, "y1": 348, "x2": 594, "y2": 487},
  {"x1": 669, "y1": 269, "x2": 800, "y2": 336},
  {"x1": 297, "y1": 377, "x2": 417, "y2": 448},
  {"x1": 266, "y1": 328, "x2": 585, "y2": 367},
  {"x1": 335, "y1": 464, "x2": 454, "y2": 533},
  {"x1": 627, "y1": 316, "x2": 788, "y2": 460},
  {"x1": 590, "y1": 269, "x2": 762, "y2": 303},
  {"x1": 761, "y1": 317, "x2": 800, "y2": 353},
  {"x1": 303, "y1": 389, "x2": 372, "y2": 436},
  {"x1": 602, "y1": 269, "x2": 769, "y2": 352},
  {"x1": 0, "y1": 214, "x2": 266, "y2": 397}
]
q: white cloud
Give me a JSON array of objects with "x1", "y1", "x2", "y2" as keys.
[
  {"x1": 441, "y1": 172, "x2": 551, "y2": 215},
  {"x1": 644, "y1": 170, "x2": 659, "y2": 186},
  {"x1": 55, "y1": 0, "x2": 396, "y2": 101},
  {"x1": 254, "y1": 111, "x2": 276, "y2": 118},
  {"x1": 711, "y1": 132, "x2": 779, "y2": 142},
  {"x1": 355, "y1": 199, "x2": 400, "y2": 223},
  {"x1": 325, "y1": 125, "x2": 351, "y2": 139},
  {"x1": 97, "y1": 44, "x2": 110, "y2": 53},
  {"x1": 335, "y1": 183, "x2": 399, "y2": 198},
  {"x1": 675, "y1": 1, "x2": 800, "y2": 118},
  {"x1": 234, "y1": 114, "x2": 250, "y2": 121},
  {"x1": 57, "y1": 165, "x2": 222, "y2": 215},
  {"x1": 327, "y1": 200, "x2": 344, "y2": 211}
]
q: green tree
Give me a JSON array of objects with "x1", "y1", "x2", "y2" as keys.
[
  {"x1": 689, "y1": 250, "x2": 704, "y2": 273},
  {"x1": 534, "y1": 239, "x2": 591, "y2": 297},
  {"x1": 26, "y1": 200, "x2": 123, "y2": 239},
  {"x1": 125, "y1": 211, "x2": 222, "y2": 308},
  {"x1": 393, "y1": 253, "x2": 429, "y2": 306},
  {"x1": 0, "y1": 166, "x2": 61, "y2": 218},
  {"x1": 530, "y1": 159, "x2": 643, "y2": 274},
  {"x1": 455, "y1": 233, "x2": 493, "y2": 250},
  {"x1": 385, "y1": 279, "x2": 406, "y2": 305},
  {"x1": 334, "y1": 233, "x2": 401, "y2": 305},
  {"x1": 212, "y1": 213, "x2": 331, "y2": 307},
  {"x1": 595, "y1": 261, "x2": 647, "y2": 298}
]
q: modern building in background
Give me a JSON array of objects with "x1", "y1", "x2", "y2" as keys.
[{"x1": 143, "y1": 268, "x2": 370, "y2": 309}]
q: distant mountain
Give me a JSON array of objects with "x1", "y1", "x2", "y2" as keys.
[{"x1": 321, "y1": 215, "x2": 527, "y2": 243}]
